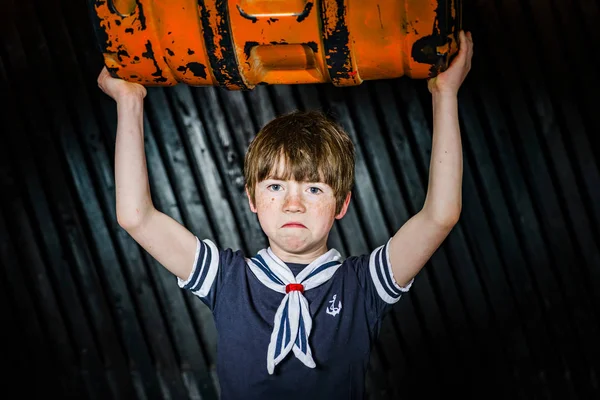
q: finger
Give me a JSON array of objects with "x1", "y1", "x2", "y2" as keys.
[
  {"x1": 466, "y1": 31, "x2": 473, "y2": 47},
  {"x1": 100, "y1": 66, "x2": 111, "y2": 79},
  {"x1": 464, "y1": 32, "x2": 473, "y2": 71},
  {"x1": 98, "y1": 67, "x2": 107, "y2": 85},
  {"x1": 460, "y1": 31, "x2": 473, "y2": 56},
  {"x1": 460, "y1": 31, "x2": 470, "y2": 54},
  {"x1": 453, "y1": 30, "x2": 468, "y2": 65},
  {"x1": 466, "y1": 32, "x2": 474, "y2": 64}
]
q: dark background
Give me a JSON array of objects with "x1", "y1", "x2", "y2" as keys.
[{"x1": 1, "y1": 0, "x2": 599, "y2": 399}]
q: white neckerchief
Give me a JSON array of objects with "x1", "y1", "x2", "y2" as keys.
[{"x1": 246, "y1": 247, "x2": 343, "y2": 374}]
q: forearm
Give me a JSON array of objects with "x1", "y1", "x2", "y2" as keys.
[
  {"x1": 422, "y1": 92, "x2": 463, "y2": 226},
  {"x1": 114, "y1": 95, "x2": 155, "y2": 228}
]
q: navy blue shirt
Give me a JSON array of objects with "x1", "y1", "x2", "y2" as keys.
[{"x1": 178, "y1": 239, "x2": 412, "y2": 400}]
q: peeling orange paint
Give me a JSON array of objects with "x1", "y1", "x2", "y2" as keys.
[{"x1": 90, "y1": 0, "x2": 461, "y2": 89}]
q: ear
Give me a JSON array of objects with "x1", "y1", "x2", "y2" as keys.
[
  {"x1": 334, "y1": 192, "x2": 352, "y2": 220},
  {"x1": 245, "y1": 186, "x2": 258, "y2": 213}
]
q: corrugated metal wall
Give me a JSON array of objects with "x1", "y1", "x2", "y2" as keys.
[{"x1": 1, "y1": 0, "x2": 599, "y2": 399}]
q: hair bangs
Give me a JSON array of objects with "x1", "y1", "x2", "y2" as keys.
[{"x1": 259, "y1": 144, "x2": 329, "y2": 185}]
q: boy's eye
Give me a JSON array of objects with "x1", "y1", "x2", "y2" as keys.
[
  {"x1": 308, "y1": 187, "x2": 322, "y2": 194},
  {"x1": 268, "y1": 184, "x2": 282, "y2": 192}
]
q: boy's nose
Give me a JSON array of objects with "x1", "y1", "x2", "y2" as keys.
[{"x1": 283, "y1": 194, "x2": 306, "y2": 213}]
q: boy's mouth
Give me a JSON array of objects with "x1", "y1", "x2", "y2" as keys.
[{"x1": 282, "y1": 222, "x2": 306, "y2": 228}]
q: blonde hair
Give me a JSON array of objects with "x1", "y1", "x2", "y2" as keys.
[{"x1": 244, "y1": 110, "x2": 355, "y2": 213}]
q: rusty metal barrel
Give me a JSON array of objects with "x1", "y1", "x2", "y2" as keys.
[{"x1": 88, "y1": 0, "x2": 462, "y2": 90}]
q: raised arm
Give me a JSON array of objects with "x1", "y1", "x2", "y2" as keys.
[
  {"x1": 388, "y1": 30, "x2": 474, "y2": 287},
  {"x1": 98, "y1": 67, "x2": 197, "y2": 280}
]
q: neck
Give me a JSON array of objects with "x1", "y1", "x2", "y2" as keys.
[{"x1": 268, "y1": 241, "x2": 329, "y2": 264}]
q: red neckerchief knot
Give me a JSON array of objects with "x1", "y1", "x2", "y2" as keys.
[{"x1": 285, "y1": 283, "x2": 304, "y2": 293}]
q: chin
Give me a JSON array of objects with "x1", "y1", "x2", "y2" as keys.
[
  {"x1": 281, "y1": 241, "x2": 310, "y2": 254},
  {"x1": 276, "y1": 235, "x2": 313, "y2": 254}
]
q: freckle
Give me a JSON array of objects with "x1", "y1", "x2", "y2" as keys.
[{"x1": 271, "y1": 198, "x2": 274, "y2": 201}]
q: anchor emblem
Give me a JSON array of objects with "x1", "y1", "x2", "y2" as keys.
[{"x1": 326, "y1": 294, "x2": 342, "y2": 317}]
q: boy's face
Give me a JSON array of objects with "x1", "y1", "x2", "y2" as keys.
[{"x1": 246, "y1": 160, "x2": 351, "y2": 261}]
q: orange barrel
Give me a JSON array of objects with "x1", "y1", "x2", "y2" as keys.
[{"x1": 88, "y1": 0, "x2": 462, "y2": 90}]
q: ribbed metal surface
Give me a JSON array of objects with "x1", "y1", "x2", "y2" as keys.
[{"x1": 1, "y1": 0, "x2": 599, "y2": 399}]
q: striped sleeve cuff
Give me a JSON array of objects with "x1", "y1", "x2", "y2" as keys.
[
  {"x1": 177, "y1": 237, "x2": 219, "y2": 298},
  {"x1": 369, "y1": 239, "x2": 413, "y2": 304}
]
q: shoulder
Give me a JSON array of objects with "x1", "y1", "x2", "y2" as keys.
[
  {"x1": 341, "y1": 242, "x2": 411, "y2": 304},
  {"x1": 337, "y1": 254, "x2": 370, "y2": 287},
  {"x1": 218, "y1": 244, "x2": 247, "y2": 266}
]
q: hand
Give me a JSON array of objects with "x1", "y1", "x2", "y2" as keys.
[
  {"x1": 427, "y1": 30, "x2": 474, "y2": 95},
  {"x1": 97, "y1": 66, "x2": 147, "y2": 102}
]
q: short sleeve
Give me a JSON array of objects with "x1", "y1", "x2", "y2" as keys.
[
  {"x1": 350, "y1": 239, "x2": 414, "y2": 318},
  {"x1": 177, "y1": 237, "x2": 221, "y2": 310}
]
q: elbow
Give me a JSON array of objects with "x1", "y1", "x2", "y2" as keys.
[
  {"x1": 443, "y1": 207, "x2": 461, "y2": 228},
  {"x1": 117, "y1": 208, "x2": 150, "y2": 231},
  {"x1": 117, "y1": 213, "x2": 142, "y2": 231},
  {"x1": 116, "y1": 199, "x2": 155, "y2": 230},
  {"x1": 423, "y1": 204, "x2": 461, "y2": 229}
]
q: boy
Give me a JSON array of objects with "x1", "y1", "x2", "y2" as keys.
[{"x1": 98, "y1": 30, "x2": 473, "y2": 400}]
